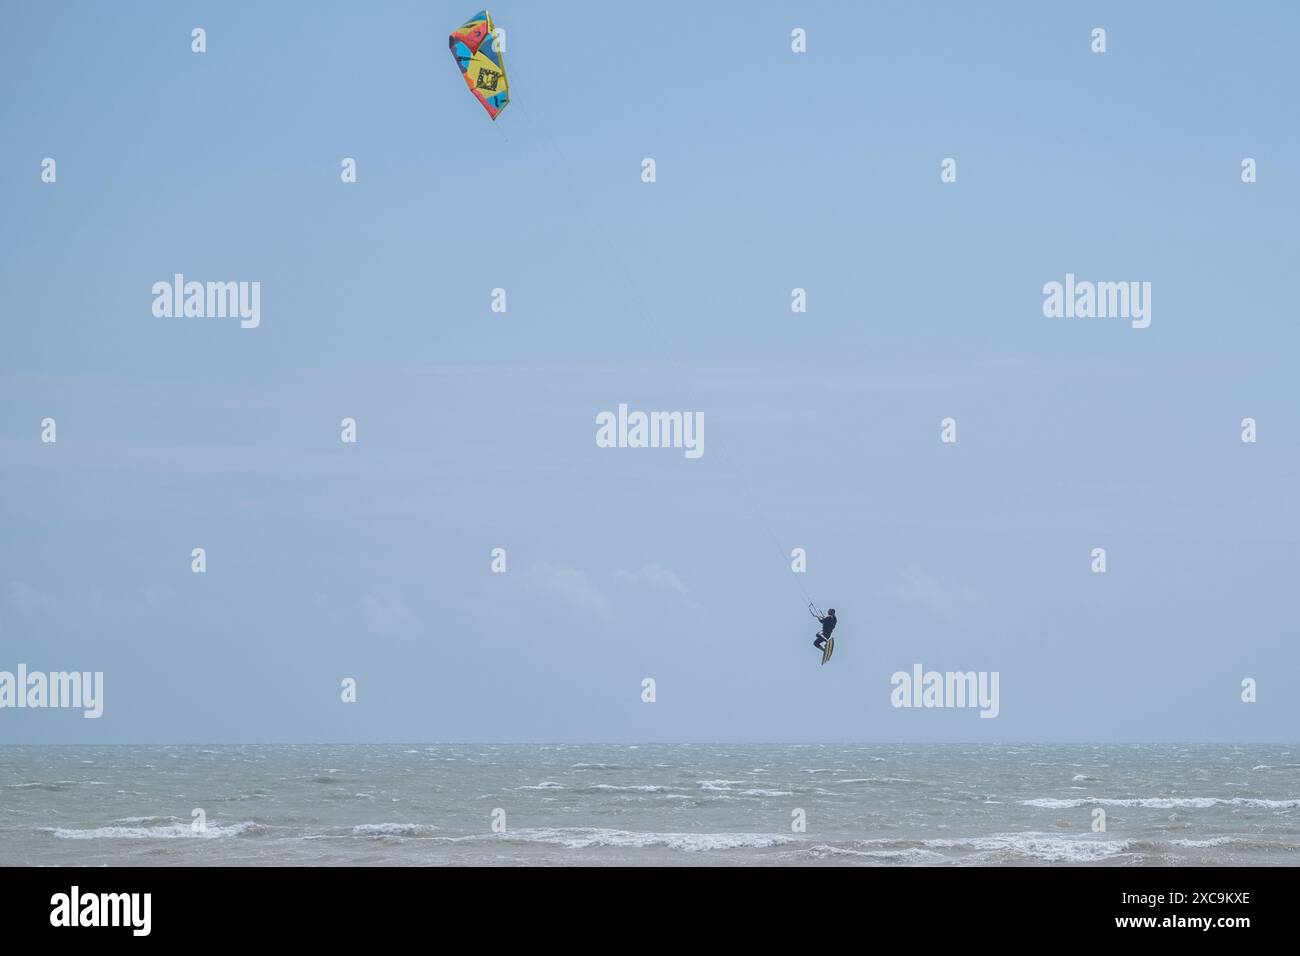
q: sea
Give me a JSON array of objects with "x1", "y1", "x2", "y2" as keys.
[{"x1": 1, "y1": 743, "x2": 1297, "y2": 866}]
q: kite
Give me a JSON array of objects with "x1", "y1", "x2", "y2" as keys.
[{"x1": 449, "y1": 10, "x2": 510, "y2": 119}]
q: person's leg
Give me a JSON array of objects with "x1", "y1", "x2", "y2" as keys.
[{"x1": 813, "y1": 633, "x2": 826, "y2": 650}]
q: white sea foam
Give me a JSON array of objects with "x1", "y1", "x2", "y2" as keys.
[
  {"x1": 45, "y1": 821, "x2": 258, "y2": 840},
  {"x1": 509, "y1": 827, "x2": 796, "y2": 851},
  {"x1": 1021, "y1": 796, "x2": 1300, "y2": 810},
  {"x1": 806, "y1": 844, "x2": 946, "y2": 863},
  {"x1": 803, "y1": 833, "x2": 1132, "y2": 864},
  {"x1": 926, "y1": 833, "x2": 1134, "y2": 863},
  {"x1": 352, "y1": 823, "x2": 439, "y2": 837}
]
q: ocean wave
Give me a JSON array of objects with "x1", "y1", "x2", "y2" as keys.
[
  {"x1": 351, "y1": 823, "x2": 440, "y2": 837},
  {"x1": 1022, "y1": 796, "x2": 1300, "y2": 810},
  {"x1": 112, "y1": 816, "x2": 179, "y2": 825},
  {"x1": 507, "y1": 827, "x2": 797, "y2": 852},
  {"x1": 697, "y1": 779, "x2": 749, "y2": 791},
  {"x1": 926, "y1": 833, "x2": 1134, "y2": 863},
  {"x1": 805, "y1": 844, "x2": 946, "y2": 863},
  {"x1": 1167, "y1": 837, "x2": 1233, "y2": 848},
  {"x1": 1134, "y1": 836, "x2": 1297, "y2": 851},
  {"x1": 799, "y1": 833, "x2": 1133, "y2": 864},
  {"x1": 44, "y1": 821, "x2": 260, "y2": 840},
  {"x1": 583, "y1": 784, "x2": 672, "y2": 793},
  {"x1": 739, "y1": 789, "x2": 793, "y2": 797},
  {"x1": 515, "y1": 782, "x2": 565, "y2": 790}
]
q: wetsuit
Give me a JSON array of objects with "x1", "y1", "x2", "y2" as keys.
[{"x1": 813, "y1": 613, "x2": 837, "y2": 650}]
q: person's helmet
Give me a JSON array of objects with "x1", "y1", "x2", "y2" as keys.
[{"x1": 827, "y1": 608, "x2": 836, "y2": 615}]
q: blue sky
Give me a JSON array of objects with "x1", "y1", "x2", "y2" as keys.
[{"x1": 2, "y1": 1, "x2": 1297, "y2": 743}]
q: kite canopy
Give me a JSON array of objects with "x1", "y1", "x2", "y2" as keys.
[{"x1": 449, "y1": 10, "x2": 509, "y2": 119}]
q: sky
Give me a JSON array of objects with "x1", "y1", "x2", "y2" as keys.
[{"x1": 1, "y1": 1, "x2": 1297, "y2": 743}]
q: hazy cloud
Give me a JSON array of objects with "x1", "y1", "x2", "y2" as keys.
[
  {"x1": 895, "y1": 566, "x2": 983, "y2": 621},
  {"x1": 613, "y1": 564, "x2": 688, "y2": 595},
  {"x1": 520, "y1": 563, "x2": 615, "y2": 620}
]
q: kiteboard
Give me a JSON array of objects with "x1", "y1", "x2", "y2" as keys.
[{"x1": 820, "y1": 636, "x2": 835, "y2": 665}]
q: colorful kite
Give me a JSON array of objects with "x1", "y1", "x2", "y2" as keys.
[{"x1": 449, "y1": 10, "x2": 509, "y2": 120}]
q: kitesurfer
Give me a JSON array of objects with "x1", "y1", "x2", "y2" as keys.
[{"x1": 812, "y1": 607, "x2": 837, "y2": 652}]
